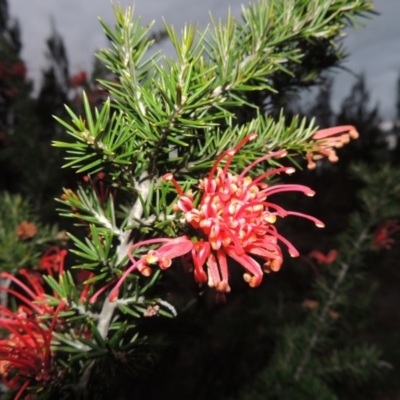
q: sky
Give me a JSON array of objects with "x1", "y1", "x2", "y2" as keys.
[{"x1": 8, "y1": 0, "x2": 400, "y2": 120}]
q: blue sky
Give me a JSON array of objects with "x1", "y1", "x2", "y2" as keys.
[{"x1": 9, "y1": 0, "x2": 400, "y2": 119}]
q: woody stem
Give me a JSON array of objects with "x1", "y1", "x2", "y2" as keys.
[
  {"x1": 97, "y1": 172, "x2": 151, "y2": 337},
  {"x1": 78, "y1": 173, "x2": 151, "y2": 393},
  {"x1": 0, "y1": 277, "x2": 10, "y2": 308}
]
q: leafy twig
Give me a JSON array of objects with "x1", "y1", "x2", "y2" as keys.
[{"x1": 78, "y1": 173, "x2": 151, "y2": 393}]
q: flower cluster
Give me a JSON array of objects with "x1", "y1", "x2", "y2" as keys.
[
  {"x1": 372, "y1": 219, "x2": 400, "y2": 250},
  {"x1": 16, "y1": 221, "x2": 38, "y2": 240},
  {"x1": 110, "y1": 134, "x2": 323, "y2": 301},
  {"x1": 306, "y1": 125, "x2": 359, "y2": 169},
  {"x1": 0, "y1": 61, "x2": 27, "y2": 100},
  {"x1": 70, "y1": 70, "x2": 108, "y2": 107},
  {"x1": 70, "y1": 70, "x2": 87, "y2": 88},
  {"x1": 0, "y1": 61, "x2": 27, "y2": 81},
  {"x1": 0, "y1": 271, "x2": 64, "y2": 399},
  {"x1": 309, "y1": 249, "x2": 338, "y2": 264},
  {"x1": 38, "y1": 246, "x2": 68, "y2": 276}
]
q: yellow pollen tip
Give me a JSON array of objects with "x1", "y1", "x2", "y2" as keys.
[
  {"x1": 285, "y1": 168, "x2": 295, "y2": 174},
  {"x1": 163, "y1": 173, "x2": 173, "y2": 181},
  {"x1": 243, "y1": 176, "x2": 252, "y2": 185},
  {"x1": 222, "y1": 237, "x2": 231, "y2": 246},
  {"x1": 248, "y1": 276, "x2": 258, "y2": 288},
  {"x1": 146, "y1": 254, "x2": 158, "y2": 264},
  {"x1": 349, "y1": 129, "x2": 359, "y2": 139},
  {"x1": 142, "y1": 267, "x2": 153, "y2": 277},
  {"x1": 248, "y1": 133, "x2": 258, "y2": 141},
  {"x1": 328, "y1": 154, "x2": 339, "y2": 163},
  {"x1": 270, "y1": 259, "x2": 282, "y2": 272},
  {"x1": 159, "y1": 258, "x2": 172, "y2": 269},
  {"x1": 279, "y1": 151, "x2": 288, "y2": 158},
  {"x1": 316, "y1": 222, "x2": 325, "y2": 228},
  {"x1": 306, "y1": 191, "x2": 315, "y2": 197},
  {"x1": 266, "y1": 215, "x2": 277, "y2": 224},
  {"x1": 340, "y1": 134, "x2": 350, "y2": 144},
  {"x1": 307, "y1": 162, "x2": 317, "y2": 170}
]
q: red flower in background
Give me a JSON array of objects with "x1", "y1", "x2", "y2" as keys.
[
  {"x1": 373, "y1": 220, "x2": 400, "y2": 250},
  {"x1": 309, "y1": 249, "x2": 338, "y2": 264},
  {"x1": 70, "y1": 70, "x2": 87, "y2": 88},
  {"x1": 9, "y1": 62, "x2": 27, "y2": 79},
  {"x1": 16, "y1": 221, "x2": 38, "y2": 240},
  {"x1": 0, "y1": 272, "x2": 65, "y2": 399},
  {"x1": 110, "y1": 134, "x2": 323, "y2": 301},
  {"x1": 0, "y1": 304, "x2": 64, "y2": 399},
  {"x1": 1, "y1": 270, "x2": 53, "y2": 315},
  {"x1": 38, "y1": 246, "x2": 67, "y2": 277},
  {"x1": 75, "y1": 270, "x2": 95, "y2": 303}
]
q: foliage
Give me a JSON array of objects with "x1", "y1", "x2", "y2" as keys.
[
  {"x1": 0, "y1": 192, "x2": 63, "y2": 274},
  {"x1": 3, "y1": 1, "x2": 400, "y2": 399}
]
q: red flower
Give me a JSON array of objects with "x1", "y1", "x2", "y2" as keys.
[
  {"x1": 76, "y1": 270, "x2": 95, "y2": 303},
  {"x1": 1, "y1": 270, "x2": 52, "y2": 314},
  {"x1": 16, "y1": 221, "x2": 38, "y2": 240},
  {"x1": 38, "y1": 247, "x2": 67, "y2": 277},
  {"x1": 373, "y1": 220, "x2": 400, "y2": 250},
  {"x1": 9, "y1": 62, "x2": 27, "y2": 78},
  {"x1": 306, "y1": 125, "x2": 359, "y2": 169},
  {"x1": 0, "y1": 305, "x2": 64, "y2": 399},
  {"x1": 70, "y1": 71, "x2": 87, "y2": 88},
  {"x1": 110, "y1": 134, "x2": 323, "y2": 301},
  {"x1": 309, "y1": 249, "x2": 338, "y2": 264},
  {"x1": 0, "y1": 273, "x2": 64, "y2": 399}
]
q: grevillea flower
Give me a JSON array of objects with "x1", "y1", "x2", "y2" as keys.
[
  {"x1": 306, "y1": 125, "x2": 359, "y2": 169},
  {"x1": 38, "y1": 247, "x2": 68, "y2": 277},
  {"x1": 309, "y1": 249, "x2": 338, "y2": 264},
  {"x1": 0, "y1": 272, "x2": 64, "y2": 399},
  {"x1": 9, "y1": 62, "x2": 27, "y2": 79},
  {"x1": 372, "y1": 219, "x2": 400, "y2": 250},
  {"x1": 110, "y1": 134, "x2": 323, "y2": 301},
  {"x1": 301, "y1": 299, "x2": 319, "y2": 310},
  {"x1": 15, "y1": 221, "x2": 37, "y2": 240},
  {"x1": 0, "y1": 305, "x2": 64, "y2": 399},
  {"x1": 70, "y1": 70, "x2": 87, "y2": 88},
  {"x1": 1, "y1": 270, "x2": 55, "y2": 319}
]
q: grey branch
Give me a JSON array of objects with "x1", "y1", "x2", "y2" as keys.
[
  {"x1": 78, "y1": 173, "x2": 151, "y2": 393},
  {"x1": 0, "y1": 277, "x2": 11, "y2": 308},
  {"x1": 97, "y1": 172, "x2": 151, "y2": 338}
]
